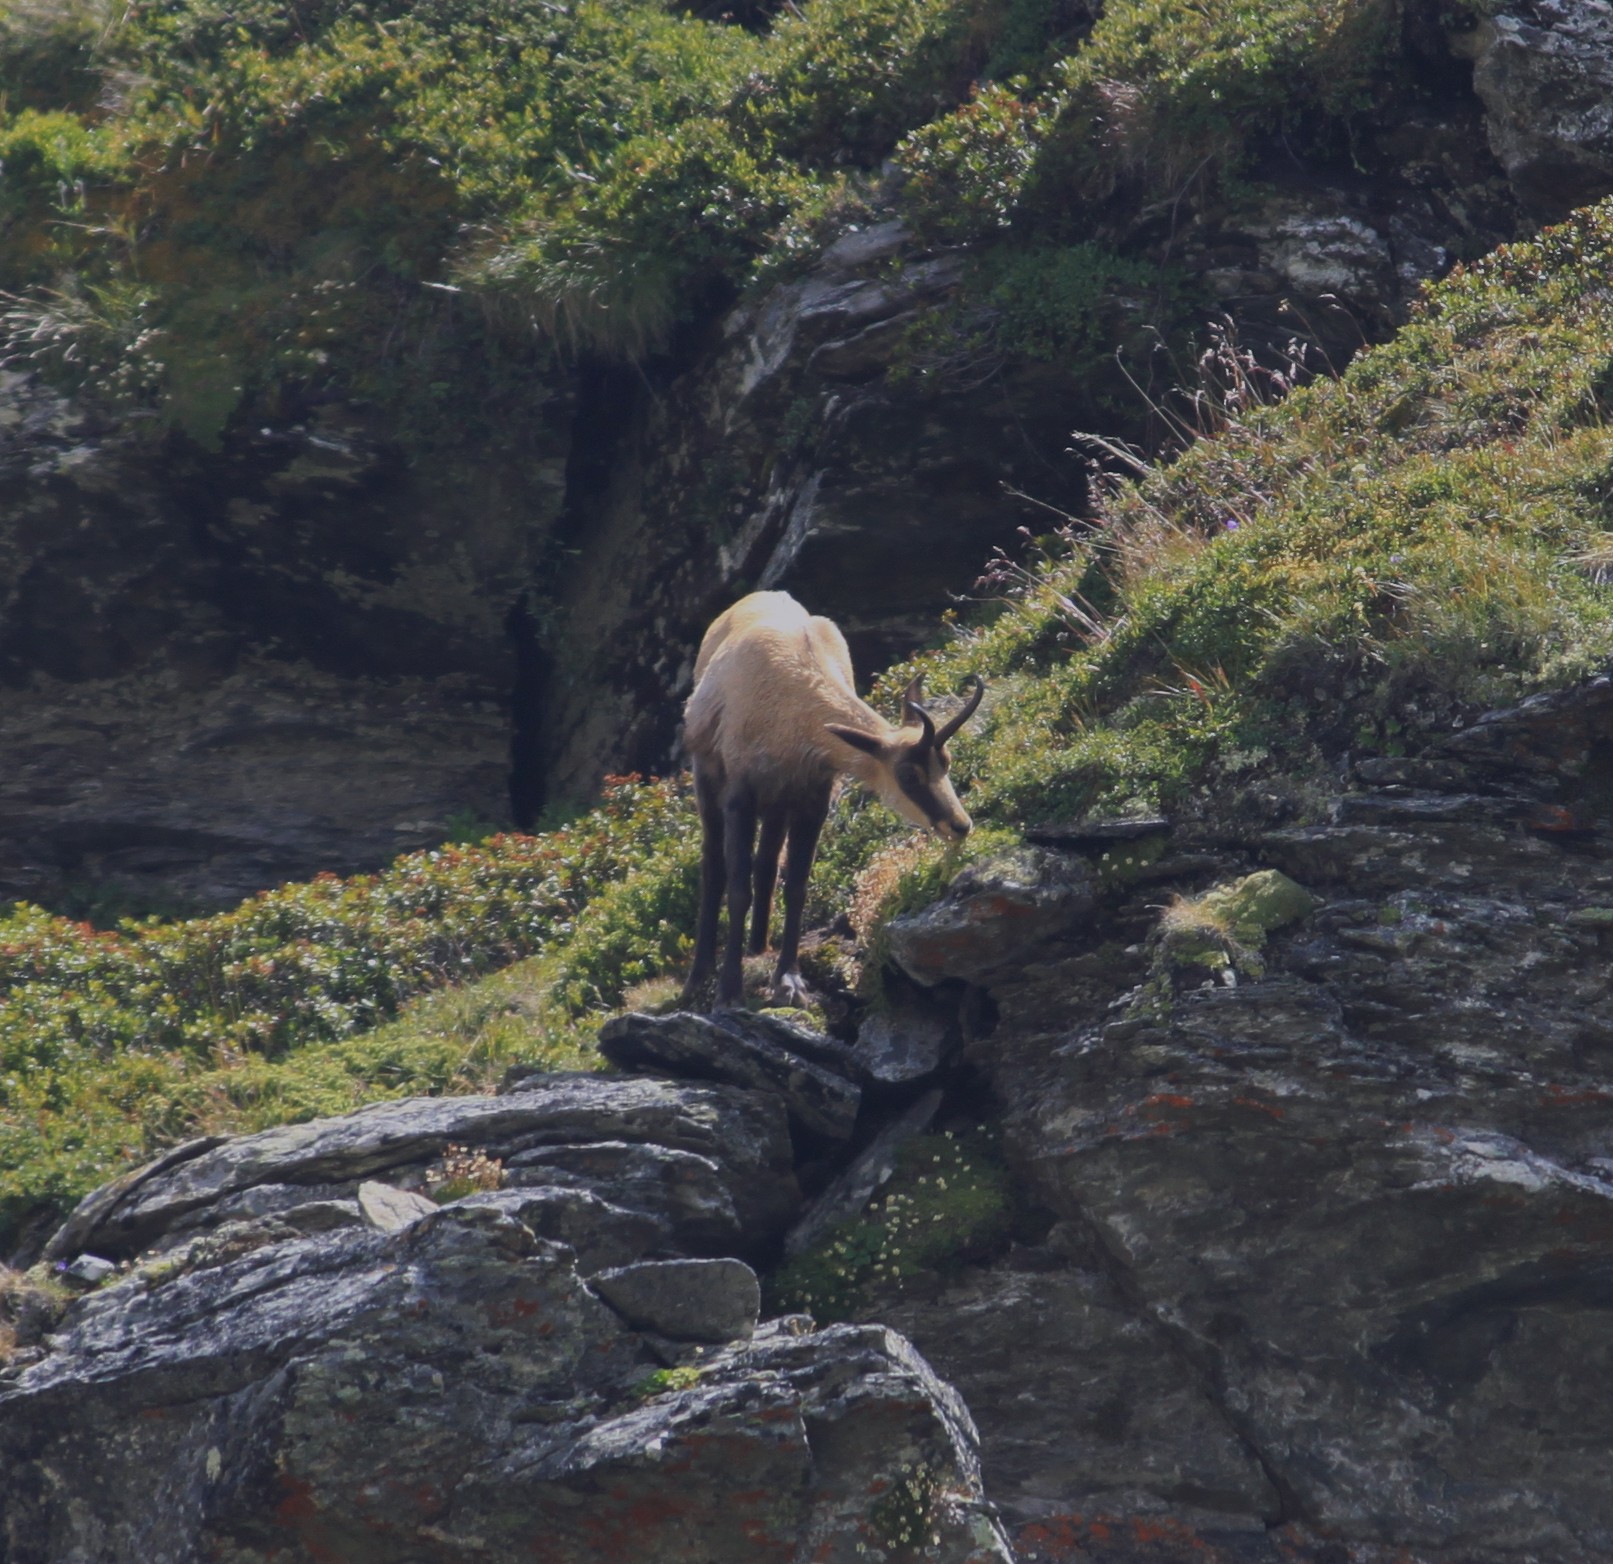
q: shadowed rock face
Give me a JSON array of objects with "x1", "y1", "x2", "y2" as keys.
[{"x1": 0, "y1": 375, "x2": 571, "y2": 910}]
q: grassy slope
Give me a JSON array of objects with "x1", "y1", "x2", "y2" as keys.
[
  {"x1": 0, "y1": 0, "x2": 1419, "y2": 437},
  {"x1": 5, "y1": 201, "x2": 1613, "y2": 1251}
]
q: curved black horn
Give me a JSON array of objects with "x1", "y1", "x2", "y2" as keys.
[
  {"x1": 934, "y1": 674, "x2": 985, "y2": 745},
  {"x1": 901, "y1": 675, "x2": 937, "y2": 750}
]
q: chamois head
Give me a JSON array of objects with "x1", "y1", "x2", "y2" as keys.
[{"x1": 827, "y1": 674, "x2": 985, "y2": 842}]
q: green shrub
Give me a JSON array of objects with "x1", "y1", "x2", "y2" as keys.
[
  {"x1": 896, "y1": 82, "x2": 1047, "y2": 243},
  {"x1": 1018, "y1": 0, "x2": 1403, "y2": 222},
  {"x1": 0, "y1": 0, "x2": 109, "y2": 113},
  {"x1": 1, "y1": 0, "x2": 1008, "y2": 416}
]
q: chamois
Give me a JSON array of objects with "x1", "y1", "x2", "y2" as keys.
[{"x1": 680, "y1": 590, "x2": 984, "y2": 1007}]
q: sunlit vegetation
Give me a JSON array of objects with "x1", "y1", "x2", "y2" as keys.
[
  {"x1": 0, "y1": 0, "x2": 1421, "y2": 446},
  {"x1": 8, "y1": 203, "x2": 1613, "y2": 1249}
]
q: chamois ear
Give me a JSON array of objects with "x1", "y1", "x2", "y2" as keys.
[{"x1": 826, "y1": 723, "x2": 887, "y2": 758}]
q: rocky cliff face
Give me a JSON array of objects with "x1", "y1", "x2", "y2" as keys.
[
  {"x1": 0, "y1": 370, "x2": 572, "y2": 910},
  {"x1": 5, "y1": 5, "x2": 1613, "y2": 910},
  {"x1": 13, "y1": 671, "x2": 1613, "y2": 1562}
]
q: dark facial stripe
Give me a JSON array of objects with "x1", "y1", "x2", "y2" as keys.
[{"x1": 897, "y1": 765, "x2": 947, "y2": 826}]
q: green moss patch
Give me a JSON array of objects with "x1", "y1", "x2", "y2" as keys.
[{"x1": 767, "y1": 1130, "x2": 1012, "y2": 1322}]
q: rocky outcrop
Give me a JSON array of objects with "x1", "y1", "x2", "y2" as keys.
[
  {"x1": 42, "y1": 1072, "x2": 801, "y2": 1268},
  {"x1": 1, "y1": 1205, "x2": 1009, "y2": 1564},
  {"x1": 1459, "y1": 0, "x2": 1613, "y2": 217},
  {"x1": 853, "y1": 675, "x2": 1613, "y2": 1561},
  {"x1": 5, "y1": 1046, "x2": 1012, "y2": 1563},
  {"x1": 19, "y1": 673, "x2": 1613, "y2": 1561},
  {"x1": 0, "y1": 372, "x2": 571, "y2": 910}
]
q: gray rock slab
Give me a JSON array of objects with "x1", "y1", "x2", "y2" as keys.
[
  {"x1": 277, "y1": 1199, "x2": 364, "y2": 1236},
  {"x1": 711, "y1": 1007, "x2": 868, "y2": 1084},
  {"x1": 455, "y1": 1185, "x2": 672, "y2": 1275},
  {"x1": 43, "y1": 1073, "x2": 798, "y2": 1262},
  {"x1": 356, "y1": 1180, "x2": 438, "y2": 1232},
  {"x1": 590, "y1": 1258, "x2": 761, "y2": 1343},
  {"x1": 502, "y1": 1138, "x2": 745, "y2": 1253},
  {"x1": 853, "y1": 1008, "x2": 951, "y2": 1084},
  {"x1": 597, "y1": 1011, "x2": 861, "y2": 1139},
  {"x1": 886, "y1": 845, "x2": 1098, "y2": 987}
]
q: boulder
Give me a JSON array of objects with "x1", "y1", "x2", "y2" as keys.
[
  {"x1": 885, "y1": 846, "x2": 1098, "y2": 987},
  {"x1": 1461, "y1": 1, "x2": 1613, "y2": 216},
  {"x1": 356, "y1": 1180, "x2": 438, "y2": 1232},
  {"x1": 853, "y1": 1009, "x2": 952, "y2": 1085},
  {"x1": 590, "y1": 1258, "x2": 761, "y2": 1343}
]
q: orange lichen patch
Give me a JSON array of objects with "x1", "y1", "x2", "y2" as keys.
[
  {"x1": 1129, "y1": 1514, "x2": 1212, "y2": 1550},
  {"x1": 275, "y1": 1476, "x2": 320, "y2": 1525},
  {"x1": 1017, "y1": 1511, "x2": 1087, "y2": 1559},
  {"x1": 577, "y1": 1485, "x2": 697, "y2": 1546},
  {"x1": 485, "y1": 1294, "x2": 544, "y2": 1325},
  {"x1": 1234, "y1": 1095, "x2": 1286, "y2": 1120},
  {"x1": 1140, "y1": 1093, "x2": 1194, "y2": 1112},
  {"x1": 1018, "y1": 1508, "x2": 1230, "y2": 1561},
  {"x1": 1540, "y1": 1083, "x2": 1613, "y2": 1107},
  {"x1": 1548, "y1": 1206, "x2": 1613, "y2": 1241}
]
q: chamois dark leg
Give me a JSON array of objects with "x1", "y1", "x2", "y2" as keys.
[
  {"x1": 681, "y1": 764, "x2": 726, "y2": 1005},
  {"x1": 718, "y1": 787, "x2": 758, "y2": 1005},
  {"x1": 749, "y1": 808, "x2": 787, "y2": 955},
  {"x1": 771, "y1": 783, "x2": 831, "y2": 1005}
]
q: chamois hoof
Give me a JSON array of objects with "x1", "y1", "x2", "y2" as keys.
[{"x1": 771, "y1": 970, "x2": 811, "y2": 1008}]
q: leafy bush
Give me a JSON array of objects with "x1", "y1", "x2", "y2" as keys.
[
  {"x1": 896, "y1": 82, "x2": 1047, "y2": 244},
  {"x1": 1027, "y1": 0, "x2": 1403, "y2": 213},
  {"x1": 0, "y1": 0, "x2": 109, "y2": 113}
]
